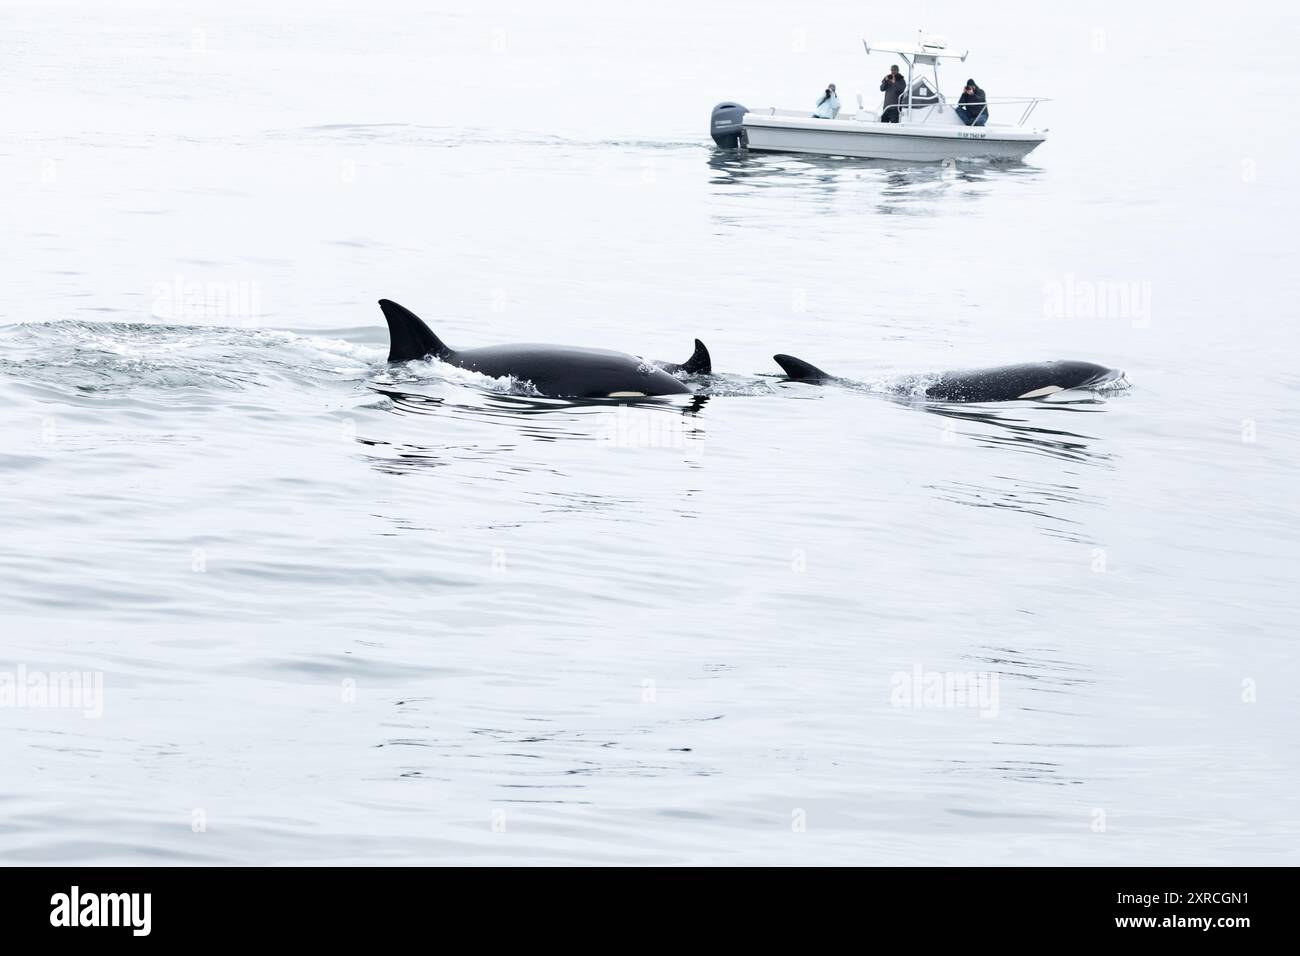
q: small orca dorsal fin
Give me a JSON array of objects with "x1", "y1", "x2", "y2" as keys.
[
  {"x1": 652, "y1": 339, "x2": 712, "y2": 376},
  {"x1": 379, "y1": 299, "x2": 452, "y2": 363},
  {"x1": 681, "y1": 339, "x2": 711, "y2": 375},
  {"x1": 773, "y1": 353, "x2": 831, "y2": 381}
]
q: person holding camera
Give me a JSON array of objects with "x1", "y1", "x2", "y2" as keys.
[
  {"x1": 880, "y1": 65, "x2": 906, "y2": 123},
  {"x1": 812, "y1": 82, "x2": 840, "y2": 119},
  {"x1": 956, "y1": 78, "x2": 989, "y2": 126}
]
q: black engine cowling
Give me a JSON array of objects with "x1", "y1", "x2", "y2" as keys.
[{"x1": 710, "y1": 102, "x2": 748, "y2": 148}]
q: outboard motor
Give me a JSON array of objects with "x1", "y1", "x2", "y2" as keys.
[{"x1": 710, "y1": 102, "x2": 748, "y2": 148}]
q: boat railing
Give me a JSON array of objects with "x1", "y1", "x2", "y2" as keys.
[
  {"x1": 899, "y1": 96, "x2": 1050, "y2": 127},
  {"x1": 753, "y1": 97, "x2": 1049, "y2": 128}
]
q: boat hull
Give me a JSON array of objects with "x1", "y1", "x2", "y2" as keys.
[{"x1": 741, "y1": 114, "x2": 1044, "y2": 162}]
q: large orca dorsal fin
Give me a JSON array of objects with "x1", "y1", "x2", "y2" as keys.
[
  {"x1": 379, "y1": 299, "x2": 452, "y2": 363},
  {"x1": 773, "y1": 353, "x2": 832, "y2": 381},
  {"x1": 681, "y1": 339, "x2": 711, "y2": 375}
]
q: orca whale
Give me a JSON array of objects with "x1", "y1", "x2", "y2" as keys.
[
  {"x1": 773, "y1": 354, "x2": 1121, "y2": 402},
  {"x1": 379, "y1": 299, "x2": 708, "y2": 399}
]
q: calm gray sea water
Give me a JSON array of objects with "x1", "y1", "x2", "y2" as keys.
[{"x1": 2, "y1": 1, "x2": 1298, "y2": 865}]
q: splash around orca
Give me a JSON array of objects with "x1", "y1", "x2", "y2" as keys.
[
  {"x1": 379, "y1": 299, "x2": 709, "y2": 399},
  {"x1": 773, "y1": 354, "x2": 1122, "y2": 402}
]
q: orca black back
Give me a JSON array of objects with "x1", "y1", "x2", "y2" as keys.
[
  {"x1": 773, "y1": 353, "x2": 1120, "y2": 402},
  {"x1": 378, "y1": 299, "x2": 700, "y2": 399}
]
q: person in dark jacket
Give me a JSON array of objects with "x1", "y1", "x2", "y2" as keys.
[
  {"x1": 956, "y1": 78, "x2": 989, "y2": 126},
  {"x1": 879, "y1": 65, "x2": 906, "y2": 123}
]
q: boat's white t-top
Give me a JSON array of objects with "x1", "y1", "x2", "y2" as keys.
[
  {"x1": 710, "y1": 31, "x2": 1050, "y2": 162},
  {"x1": 865, "y1": 33, "x2": 969, "y2": 64}
]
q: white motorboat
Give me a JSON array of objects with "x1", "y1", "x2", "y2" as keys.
[{"x1": 710, "y1": 33, "x2": 1049, "y2": 162}]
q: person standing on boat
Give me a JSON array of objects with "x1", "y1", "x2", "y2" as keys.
[
  {"x1": 812, "y1": 83, "x2": 840, "y2": 118},
  {"x1": 879, "y1": 65, "x2": 906, "y2": 123},
  {"x1": 956, "y1": 79, "x2": 989, "y2": 126}
]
